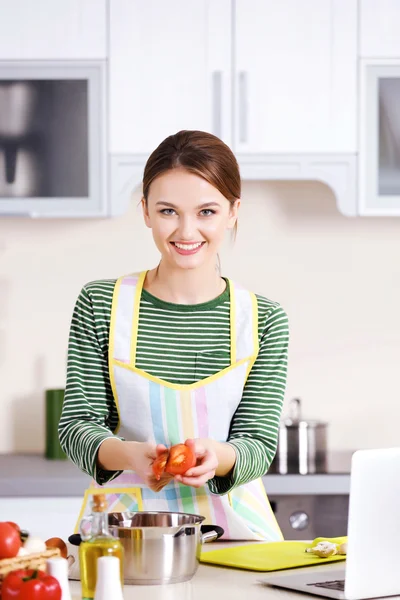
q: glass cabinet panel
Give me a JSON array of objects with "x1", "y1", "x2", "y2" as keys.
[
  {"x1": 360, "y1": 61, "x2": 400, "y2": 215},
  {"x1": 0, "y1": 62, "x2": 105, "y2": 217}
]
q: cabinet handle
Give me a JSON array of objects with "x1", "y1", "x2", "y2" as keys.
[
  {"x1": 238, "y1": 71, "x2": 248, "y2": 144},
  {"x1": 212, "y1": 71, "x2": 222, "y2": 138}
]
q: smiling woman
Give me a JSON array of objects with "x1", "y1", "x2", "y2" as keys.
[{"x1": 59, "y1": 130, "x2": 289, "y2": 541}]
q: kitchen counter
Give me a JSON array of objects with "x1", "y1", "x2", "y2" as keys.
[
  {"x1": 0, "y1": 453, "x2": 352, "y2": 497},
  {"x1": 68, "y1": 543, "x2": 344, "y2": 600}
]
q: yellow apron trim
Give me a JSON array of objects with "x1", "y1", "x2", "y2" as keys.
[
  {"x1": 130, "y1": 270, "x2": 147, "y2": 367},
  {"x1": 108, "y1": 277, "x2": 123, "y2": 434},
  {"x1": 112, "y1": 355, "x2": 257, "y2": 391},
  {"x1": 251, "y1": 292, "x2": 259, "y2": 356},
  {"x1": 230, "y1": 280, "x2": 236, "y2": 365},
  {"x1": 244, "y1": 292, "x2": 260, "y2": 382},
  {"x1": 75, "y1": 486, "x2": 143, "y2": 533}
]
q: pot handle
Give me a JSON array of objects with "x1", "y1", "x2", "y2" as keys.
[
  {"x1": 200, "y1": 525, "x2": 224, "y2": 543},
  {"x1": 288, "y1": 397, "x2": 302, "y2": 422},
  {"x1": 201, "y1": 530, "x2": 220, "y2": 543}
]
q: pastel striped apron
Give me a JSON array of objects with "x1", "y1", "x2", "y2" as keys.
[{"x1": 75, "y1": 271, "x2": 283, "y2": 541}]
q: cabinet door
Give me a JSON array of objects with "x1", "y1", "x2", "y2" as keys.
[
  {"x1": 0, "y1": 0, "x2": 107, "y2": 59},
  {"x1": 234, "y1": 0, "x2": 357, "y2": 154},
  {"x1": 360, "y1": 0, "x2": 400, "y2": 58},
  {"x1": 359, "y1": 60, "x2": 400, "y2": 215},
  {"x1": 109, "y1": 0, "x2": 232, "y2": 154}
]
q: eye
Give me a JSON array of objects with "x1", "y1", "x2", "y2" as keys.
[
  {"x1": 160, "y1": 208, "x2": 176, "y2": 215},
  {"x1": 200, "y1": 209, "x2": 216, "y2": 217}
]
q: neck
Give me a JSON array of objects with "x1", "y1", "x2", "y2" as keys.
[{"x1": 144, "y1": 260, "x2": 225, "y2": 305}]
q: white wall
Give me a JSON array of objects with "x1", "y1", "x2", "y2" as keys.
[{"x1": 0, "y1": 181, "x2": 399, "y2": 454}]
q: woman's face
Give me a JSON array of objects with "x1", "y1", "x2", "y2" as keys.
[{"x1": 142, "y1": 168, "x2": 239, "y2": 271}]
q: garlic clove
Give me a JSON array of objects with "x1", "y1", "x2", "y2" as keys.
[{"x1": 23, "y1": 536, "x2": 47, "y2": 554}]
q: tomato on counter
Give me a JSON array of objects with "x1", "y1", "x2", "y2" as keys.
[
  {"x1": 0, "y1": 522, "x2": 21, "y2": 559},
  {"x1": 152, "y1": 443, "x2": 196, "y2": 480},
  {"x1": 2, "y1": 569, "x2": 61, "y2": 600}
]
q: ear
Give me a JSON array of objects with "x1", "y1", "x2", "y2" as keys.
[
  {"x1": 227, "y1": 199, "x2": 240, "y2": 230},
  {"x1": 141, "y1": 198, "x2": 152, "y2": 228}
]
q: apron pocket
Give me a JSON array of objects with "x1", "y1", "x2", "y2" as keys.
[{"x1": 195, "y1": 349, "x2": 230, "y2": 381}]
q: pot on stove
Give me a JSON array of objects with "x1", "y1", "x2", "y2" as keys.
[{"x1": 270, "y1": 397, "x2": 328, "y2": 475}]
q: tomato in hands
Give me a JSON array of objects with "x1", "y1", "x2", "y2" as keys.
[
  {"x1": 2, "y1": 569, "x2": 61, "y2": 600},
  {"x1": 165, "y1": 444, "x2": 197, "y2": 476},
  {"x1": 152, "y1": 444, "x2": 196, "y2": 480},
  {"x1": 0, "y1": 521, "x2": 22, "y2": 559},
  {"x1": 152, "y1": 449, "x2": 169, "y2": 481}
]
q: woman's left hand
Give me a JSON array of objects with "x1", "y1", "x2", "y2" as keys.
[{"x1": 174, "y1": 439, "x2": 219, "y2": 488}]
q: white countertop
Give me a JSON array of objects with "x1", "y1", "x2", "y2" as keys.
[{"x1": 68, "y1": 542, "x2": 344, "y2": 600}]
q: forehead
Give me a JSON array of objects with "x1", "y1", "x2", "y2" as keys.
[{"x1": 148, "y1": 168, "x2": 227, "y2": 205}]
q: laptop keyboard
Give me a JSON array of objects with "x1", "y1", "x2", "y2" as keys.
[{"x1": 307, "y1": 580, "x2": 345, "y2": 592}]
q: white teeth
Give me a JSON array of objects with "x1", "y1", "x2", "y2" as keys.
[{"x1": 174, "y1": 242, "x2": 203, "y2": 250}]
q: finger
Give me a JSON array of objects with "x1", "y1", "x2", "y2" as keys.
[
  {"x1": 185, "y1": 438, "x2": 206, "y2": 457},
  {"x1": 155, "y1": 444, "x2": 168, "y2": 455},
  {"x1": 183, "y1": 460, "x2": 217, "y2": 478},
  {"x1": 184, "y1": 451, "x2": 218, "y2": 477},
  {"x1": 176, "y1": 471, "x2": 216, "y2": 488}
]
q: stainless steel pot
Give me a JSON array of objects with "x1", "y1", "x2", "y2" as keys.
[
  {"x1": 271, "y1": 398, "x2": 328, "y2": 474},
  {"x1": 108, "y1": 511, "x2": 219, "y2": 585}
]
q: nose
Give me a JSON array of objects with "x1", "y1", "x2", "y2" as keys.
[{"x1": 176, "y1": 214, "x2": 196, "y2": 240}]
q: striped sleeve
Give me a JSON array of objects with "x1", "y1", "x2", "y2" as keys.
[
  {"x1": 58, "y1": 284, "x2": 122, "y2": 485},
  {"x1": 208, "y1": 303, "x2": 289, "y2": 495}
]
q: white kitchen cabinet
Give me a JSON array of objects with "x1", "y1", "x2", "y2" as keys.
[
  {"x1": 233, "y1": 0, "x2": 358, "y2": 154},
  {"x1": 109, "y1": 0, "x2": 232, "y2": 154},
  {"x1": 360, "y1": 0, "x2": 400, "y2": 58},
  {"x1": 359, "y1": 59, "x2": 400, "y2": 215},
  {"x1": 0, "y1": 0, "x2": 107, "y2": 59},
  {"x1": 0, "y1": 497, "x2": 82, "y2": 542},
  {"x1": 0, "y1": 62, "x2": 107, "y2": 217}
]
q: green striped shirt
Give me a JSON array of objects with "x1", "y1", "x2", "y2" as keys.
[{"x1": 59, "y1": 278, "x2": 289, "y2": 494}]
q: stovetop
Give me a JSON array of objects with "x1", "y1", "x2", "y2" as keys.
[{"x1": 269, "y1": 451, "x2": 354, "y2": 475}]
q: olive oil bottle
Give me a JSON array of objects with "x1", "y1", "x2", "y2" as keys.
[{"x1": 79, "y1": 493, "x2": 124, "y2": 599}]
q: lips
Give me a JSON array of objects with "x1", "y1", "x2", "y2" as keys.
[{"x1": 170, "y1": 241, "x2": 205, "y2": 255}]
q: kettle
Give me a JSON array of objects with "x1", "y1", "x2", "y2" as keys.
[{"x1": 270, "y1": 398, "x2": 328, "y2": 475}]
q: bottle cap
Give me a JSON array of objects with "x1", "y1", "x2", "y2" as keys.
[{"x1": 92, "y1": 493, "x2": 107, "y2": 513}]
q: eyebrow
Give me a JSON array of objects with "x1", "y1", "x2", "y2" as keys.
[{"x1": 155, "y1": 201, "x2": 221, "y2": 209}]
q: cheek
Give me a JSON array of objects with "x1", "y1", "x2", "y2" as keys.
[{"x1": 201, "y1": 216, "x2": 231, "y2": 240}]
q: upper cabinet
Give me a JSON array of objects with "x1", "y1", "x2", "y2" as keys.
[
  {"x1": 0, "y1": 0, "x2": 107, "y2": 59},
  {"x1": 358, "y1": 1, "x2": 400, "y2": 215},
  {"x1": 109, "y1": 0, "x2": 232, "y2": 154},
  {"x1": 360, "y1": 0, "x2": 400, "y2": 58},
  {"x1": 233, "y1": 0, "x2": 357, "y2": 154}
]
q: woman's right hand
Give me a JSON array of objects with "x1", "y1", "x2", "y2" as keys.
[{"x1": 129, "y1": 441, "x2": 173, "y2": 492}]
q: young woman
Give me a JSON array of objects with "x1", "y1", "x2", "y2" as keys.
[{"x1": 59, "y1": 130, "x2": 289, "y2": 541}]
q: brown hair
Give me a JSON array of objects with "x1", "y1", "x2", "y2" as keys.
[{"x1": 142, "y1": 130, "x2": 240, "y2": 235}]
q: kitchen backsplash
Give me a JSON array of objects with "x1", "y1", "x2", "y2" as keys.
[{"x1": 0, "y1": 180, "x2": 399, "y2": 453}]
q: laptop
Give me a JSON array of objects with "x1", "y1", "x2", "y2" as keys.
[{"x1": 262, "y1": 447, "x2": 400, "y2": 599}]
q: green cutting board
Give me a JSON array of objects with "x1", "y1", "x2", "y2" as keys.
[{"x1": 200, "y1": 537, "x2": 347, "y2": 572}]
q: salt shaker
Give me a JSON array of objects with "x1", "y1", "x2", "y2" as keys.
[
  {"x1": 94, "y1": 556, "x2": 124, "y2": 600},
  {"x1": 46, "y1": 557, "x2": 72, "y2": 600}
]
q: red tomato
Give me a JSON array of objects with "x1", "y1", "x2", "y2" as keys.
[
  {"x1": 152, "y1": 450, "x2": 169, "y2": 481},
  {"x1": 165, "y1": 444, "x2": 196, "y2": 476},
  {"x1": 2, "y1": 569, "x2": 61, "y2": 600},
  {"x1": 5, "y1": 521, "x2": 20, "y2": 533},
  {"x1": 0, "y1": 521, "x2": 21, "y2": 559}
]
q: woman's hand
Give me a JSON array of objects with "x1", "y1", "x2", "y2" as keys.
[
  {"x1": 130, "y1": 442, "x2": 173, "y2": 492},
  {"x1": 173, "y1": 439, "x2": 219, "y2": 488}
]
